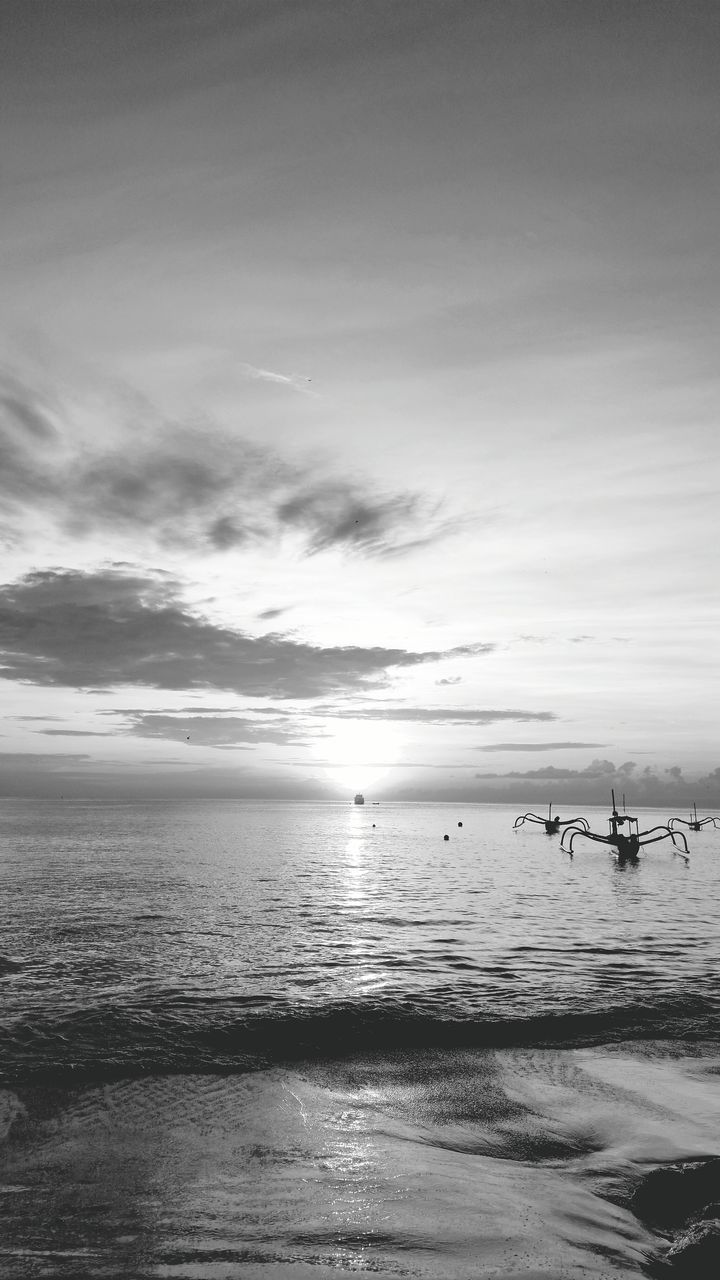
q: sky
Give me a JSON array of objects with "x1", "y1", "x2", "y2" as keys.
[{"x1": 1, "y1": 0, "x2": 718, "y2": 805}]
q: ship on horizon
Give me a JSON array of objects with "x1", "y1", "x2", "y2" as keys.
[{"x1": 354, "y1": 793, "x2": 365, "y2": 805}]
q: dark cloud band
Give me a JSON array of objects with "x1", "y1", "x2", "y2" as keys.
[{"x1": 0, "y1": 568, "x2": 493, "y2": 699}]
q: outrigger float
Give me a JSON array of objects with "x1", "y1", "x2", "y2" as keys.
[
  {"x1": 668, "y1": 803, "x2": 719, "y2": 833},
  {"x1": 513, "y1": 803, "x2": 589, "y2": 836},
  {"x1": 561, "y1": 791, "x2": 689, "y2": 864}
]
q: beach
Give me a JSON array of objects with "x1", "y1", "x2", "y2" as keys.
[{"x1": 3, "y1": 1043, "x2": 720, "y2": 1277}]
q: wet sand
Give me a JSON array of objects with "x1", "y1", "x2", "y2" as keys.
[{"x1": 1, "y1": 1041, "x2": 719, "y2": 1278}]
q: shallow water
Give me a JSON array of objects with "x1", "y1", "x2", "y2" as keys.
[{"x1": 1, "y1": 800, "x2": 719, "y2": 1276}]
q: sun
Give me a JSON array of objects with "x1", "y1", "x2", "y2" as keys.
[{"x1": 320, "y1": 719, "x2": 400, "y2": 795}]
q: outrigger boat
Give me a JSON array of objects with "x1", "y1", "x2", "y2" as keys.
[
  {"x1": 513, "y1": 802, "x2": 589, "y2": 836},
  {"x1": 668, "y1": 802, "x2": 719, "y2": 833},
  {"x1": 606, "y1": 793, "x2": 642, "y2": 862},
  {"x1": 561, "y1": 791, "x2": 689, "y2": 864}
]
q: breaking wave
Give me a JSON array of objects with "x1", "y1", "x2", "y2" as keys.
[{"x1": 3, "y1": 992, "x2": 717, "y2": 1088}]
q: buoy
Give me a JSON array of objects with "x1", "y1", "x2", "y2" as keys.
[
  {"x1": 443, "y1": 834, "x2": 449, "y2": 841},
  {"x1": 458, "y1": 821, "x2": 463, "y2": 827}
]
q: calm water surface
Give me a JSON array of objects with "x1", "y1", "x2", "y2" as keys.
[{"x1": 1, "y1": 799, "x2": 718, "y2": 1081}]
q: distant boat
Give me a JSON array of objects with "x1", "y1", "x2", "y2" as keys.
[{"x1": 354, "y1": 793, "x2": 365, "y2": 805}]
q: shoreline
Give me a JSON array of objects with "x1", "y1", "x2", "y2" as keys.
[{"x1": 2, "y1": 1039, "x2": 719, "y2": 1277}]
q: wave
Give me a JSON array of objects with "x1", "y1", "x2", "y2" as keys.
[{"x1": 2, "y1": 993, "x2": 718, "y2": 1088}]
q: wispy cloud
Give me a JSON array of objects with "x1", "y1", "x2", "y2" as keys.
[
  {"x1": 123, "y1": 713, "x2": 316, "y2": 748},
  {"x1": 276, "y1": 483, "x2": 441, "y2": 557},
  {"x1": 12, "y1": 714, "x2": 64, "y2": 721},
  {"x1": 108, "y1": 707, "x2": 558, "y2": 748},
  {"x1": 257, "y1": 606, "x2": 288, "y2": 620},
  {"x1": 476, "y1": 741, "x2": 606, "y2": 752},
  {"x1": 1, "y1": 372, "x2": 59, "y2": 442},
  {"x1": 238, "y1": 362, "x2": 315, "y2": 393},
  {"x1": 36, "y1": 729, "x2": 115, "y2": 737},
  {"x1": 0, "y1": 568, "x2": 492, "y2": 699},
  {"x1": 0, "y1": 371, "x2": 60, "y2": 509},
  {"x1": 0, "y1": 752, "x2": 90, "y2": 769},
  {"x1": 0, "y1": 369, "x2": 452, "y2": 558},
  {"x1": 312, "y1": 705, "x2": 553, "y2": 724}
]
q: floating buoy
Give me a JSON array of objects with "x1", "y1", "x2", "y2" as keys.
[
  {"x1": 443, "y1": 834, "x2": 450, "y2": 841},
  {"x1": 458, "y1": 821, "x2": 463, "y2": 827}
]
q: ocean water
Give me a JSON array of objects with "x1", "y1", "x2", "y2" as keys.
[{"x1": 1, "y1": 799, "x2": 719, "y2": 1278}]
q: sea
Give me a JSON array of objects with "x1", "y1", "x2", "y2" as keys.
[{"x1": 1, "y1": 799, "x2": 719, "y2": 1279}]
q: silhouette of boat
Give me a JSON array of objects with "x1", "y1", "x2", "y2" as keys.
[
  {"x1": 353, "y1": 793, "x2": 365, "y2": 805},
  {"x1": 560, "y1": 790, "x2": 689, "y2": 863}
]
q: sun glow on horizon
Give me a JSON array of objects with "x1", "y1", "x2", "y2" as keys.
[{"x1": 319, "y1": 720, "x2": 402, "y2": 796}]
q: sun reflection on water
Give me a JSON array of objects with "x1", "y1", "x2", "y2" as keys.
[{"x1": 336, "y1": 808, "x2": 391, "y2": 996}]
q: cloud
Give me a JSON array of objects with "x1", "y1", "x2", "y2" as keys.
[
  {"x1": 369, "y1": 761, "x2": 720, "y2": 806},
  {"x1": 517, "y1": 635, "x2": 597, "y2": 647},
  {"x1": 475, "y1": 758, "x2": 635, "y2": 781},
  {"x1": 436, "y1": 676, "x2": 462, "y2": 686},
  {"x1": 476, "y1": 742, "x2": 606, "y2": 752},
  {"x1": 238, "y1": 363, "x2": 315, "y2": 392},
  {"x1": 0, "y1": 568, "x2": 492, "y2": 699},
  {"x1": 0, "y1": 371, "x2": 61, "y2": 509},
  {"x1": 0, "y1": 751, "x2": 340, "y2": 800},
  {"x1": 469, "y1": 757, "x2": 720, "y2": 804},
  {"x1": 257, "y1": 607, "x2": 288, "y2": 620},
  {"x1": 12, "y1": 714, "x2": 64, "y2": 721},
  {"x1": 36, "y1": 729, "x2": 115, "y2": 737},
  {"x1": 0, "y1": 368, "x2": 450, "y2": 558},
  {"x1": 276, "y1": 482, "x2": 446, "y2": 557},
  {"x1": 124, "y1": 713, "x2": 315, "y2": 748},
  {"x1": 0, "y1": 752, "x2": 90, "y2": 769},
  {"x1": 1, "y1": 374, "x2": 58, "y2": 442},
  {"x1": 314, "y1": 705, "x2": 553, "y2": 724},
  {"x1": 117, "y1": 706, "x2": 555, "y2": 747}
]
